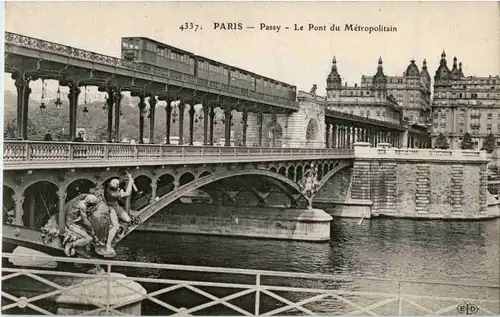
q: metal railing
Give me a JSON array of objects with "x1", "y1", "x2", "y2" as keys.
[
  {"x1": 2, "y1": 253, "x2": 499, "y2": 316},
  {"x1": 5, "y1": 32, "x2": 296, "y2": 109},
  {"x1": 3, "y1": 141, "x2": 354, "y2": 166}
]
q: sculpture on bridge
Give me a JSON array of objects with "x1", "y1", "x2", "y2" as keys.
[
  {"x1": 299, "y1": 163, "x2": 320, "y2": 209},
  {"x1": 309, "y1": 84, "x2": 318, "y2": 96},
  {"x1": 104, "y1": 172, "x2": 139, "y2": 253},
  {"x1": 40, "y1": 172, "x2": 140, "y2": 259}
]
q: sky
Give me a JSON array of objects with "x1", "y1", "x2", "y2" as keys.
[{"x1": 3, "y1": 1, "x2": 500, "y2": 101}]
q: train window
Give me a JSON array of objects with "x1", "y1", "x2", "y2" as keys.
[
  {"x1": 157, "y1": 47, "x2": 164, "y2": 56},
  {"x1": 223, "y1": 68, "x2": 228, "y2": 75},
  {"x1": 189, "y1": 58, "x2": 194, "y2": 65}
]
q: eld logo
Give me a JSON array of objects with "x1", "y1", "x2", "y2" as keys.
[{"x1": 457, "y1": 302, "x2": 479, "y2": 315}]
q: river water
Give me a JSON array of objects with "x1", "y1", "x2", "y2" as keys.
[{"x1": 114, "y1": 218, "x2": 499, "y2": 315}]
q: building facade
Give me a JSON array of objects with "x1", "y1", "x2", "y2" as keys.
[
  {"x1": 325, "y1": 57, "x2": 403, "y2": 126},
  {"x1": 324, "y1": 56, "x2": 431, "y2": 148},
  {"x1": 432, "y1": 51, "x2": 500, "y2": 149},
  {"x1": 362, "y1": 59, "x2": 432, "y2": 125}
]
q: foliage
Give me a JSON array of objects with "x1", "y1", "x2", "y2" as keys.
[
  {"x1": 482, "y1": 133, "x2": 497, "y2": 153},
  {"x1": 460, "y1": 132, "x2": 475, "y2": 150},
  {"x1": 434, "y1": 133, "x2": 449, "y2": 149}
]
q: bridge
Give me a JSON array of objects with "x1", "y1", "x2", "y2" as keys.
[
  {"x1": 4, "y1": 31, "x2": 429, "y2": 150},
  {"x1": 2, "y1": 139, "x2": 355, "y2": 253},
  {"x1": 2, "y1": 31, "x2": 494, "y2": 258}
]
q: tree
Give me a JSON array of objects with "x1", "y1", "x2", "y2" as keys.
[
  {"x1": 482, "y1": 133, "x2": 497, "y2": 153},
  {"x1": 460, "y1": 132, "x2": 474, "y2": 150},
  {"x1": 434, "y1": 133, "x2": 449, "y2": 149}
]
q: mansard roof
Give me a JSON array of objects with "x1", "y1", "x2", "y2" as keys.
[
  {"x1": 434, "y1": 50, "x2": 451, "y2": 81},
  {"x1": 405, "y1": 59, "x2": 420, "y2": 77}
]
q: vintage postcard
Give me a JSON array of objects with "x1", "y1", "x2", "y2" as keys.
[{"x1": 1, "y1": 1, "x2": 499, "y2": 316}]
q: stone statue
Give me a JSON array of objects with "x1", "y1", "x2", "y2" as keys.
[
  {"x1": 41, "y1": 176, "x2": 140, "y2": 260},
  {"x1": 299, "y1": 163, "x2": 319, "y2": 209},
  {"x1": 41, "y1": 193, "x2": 105, "y2": 258},
  {"x1": 309, "y1": 84, "x2": 318, "y2": 95}
]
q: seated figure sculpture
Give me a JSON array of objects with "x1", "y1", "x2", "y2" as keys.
[
  {"x1": 41, "y1": 176, "x2": 140, "y2": 259},
  {"x1": 62, "y1": 194, "x2": 99, "y2": 256}
]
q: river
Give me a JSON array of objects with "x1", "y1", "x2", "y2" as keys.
[{"x1": 112, "y1": 217, "x2": 499, "y2": 315}]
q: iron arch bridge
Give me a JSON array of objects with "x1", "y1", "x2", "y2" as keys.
[{"x1": 2, "y1": 159, "x2": 353, "y2": 256}]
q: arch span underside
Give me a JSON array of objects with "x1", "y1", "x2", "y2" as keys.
[
  {"x1": 3, "y1": 159, "x2": 355, "y2": 253},
  {"x1": 119, "y1": 169, "x2": 309, "y2": 243}
]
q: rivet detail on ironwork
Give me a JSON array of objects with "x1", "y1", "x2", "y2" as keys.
[{"x1": 17, "y1": 297, "x2": 28, "y2": 308}]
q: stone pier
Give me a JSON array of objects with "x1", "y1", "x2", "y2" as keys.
[
  {"x1": 346, "y1": 142, "x2": 496, "y2": 219},
  {"x1": 137, "y1": 203, "x2": 333, "y2": 242}
]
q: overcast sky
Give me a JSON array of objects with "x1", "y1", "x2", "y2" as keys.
[{"x1": 3, "y1": 1, "x2": 500, "y2": 100}]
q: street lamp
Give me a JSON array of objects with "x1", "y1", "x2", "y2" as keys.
[
  {"x1": 39, "y1": 79, "x2": 46, "y2": 113},
  {"x1": 54, "y1": 85, "x2": 62, "y2": 110},
  {"x1": 82, "y1": 86, "x2": 89, "y2": 115}
]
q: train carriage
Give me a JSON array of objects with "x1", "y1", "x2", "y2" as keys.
[
  {"x1": 122, "y1": 37, "x2": 195, "y2": 75},
  {"x1": 121, "y1": 36, "x2": 297, "y2": 103},
  {"x1": 196, "y1": 57, "x2": 229, "y2": 85}
]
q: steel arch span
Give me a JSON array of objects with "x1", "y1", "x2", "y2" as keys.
[{"x1": 117, "y1": 169, "x2": 307, "y2": 243}]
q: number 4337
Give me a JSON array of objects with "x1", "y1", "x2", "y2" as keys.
[{"x1": 179, "y1": 23, "x2": 201, "y2": 31}]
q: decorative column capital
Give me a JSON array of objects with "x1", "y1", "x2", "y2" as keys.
[
  {"x1": 57, "y1": 189, "x2": 67, "y2": 200},
  {"x1": 13, "y1": 193, "x2": 24, "y2": 204},
  {"x1": 188, "y1": 105, "x2": 196, "y2": 115},
  {"x1": 149, "y1": 95, "x2": 158, "y2": 106}
]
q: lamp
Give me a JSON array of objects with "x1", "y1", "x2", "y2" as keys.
[
  {"x1": 54, "y1": 85, "x2": 62, "y2": 110},
  {"x1": 40, "y1": 79, "x2": 46, "y2": 113},
  {"x1": 102, "y1": 93, "x2": 108, "y2": 114},
  {"x1": 172, "y1": 105, "x2": 178, "y2": 123},
  {"x1": 83, "y1": 86, "x2": 88, "y2": 115}
]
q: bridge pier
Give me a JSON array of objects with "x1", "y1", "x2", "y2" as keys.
[
  {"x1": 136, "y1": 203, "x2": 334, "y2": 242},
  {"x1": 346, "y1": 142, "x2": 495, "y2": 219}
]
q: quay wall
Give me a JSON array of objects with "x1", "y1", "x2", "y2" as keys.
[
  {"x1": 136, "y1": 203, "x2": 332, "y2": 241},
  {"x1": 347, "y1": 143, "x2": 495, "y2": 219}
]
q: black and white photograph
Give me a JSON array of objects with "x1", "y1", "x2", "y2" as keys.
[{"x1": 1, "y1": 1, "x2": 499, "y2": 315}]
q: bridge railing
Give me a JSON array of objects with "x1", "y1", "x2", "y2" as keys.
[
  {"x1": 2, "y1": 253, "x2": 499, "y2": 316},
  {"x1": 5, "y1": 32, "x2": 295, "y2": 109},
  {"x1": 353, "y1": 142, "x2": 488, "y2": 161},
  {"x1": 2, "y1": 140, "x2": 354, "y2": 163}
]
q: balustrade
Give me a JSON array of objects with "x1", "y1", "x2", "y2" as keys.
[
  {"x1": 3, "y1": 141, "x2": 354, "y2": 165},
  {"x1": 354, "y1": 143, "x2": 487, "y2": 161}
]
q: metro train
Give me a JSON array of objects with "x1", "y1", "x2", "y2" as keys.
[{"x1": 121, "y1": 37, "x2": 297, "y2": 102}]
